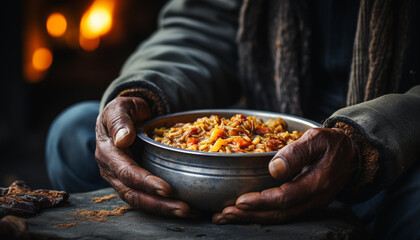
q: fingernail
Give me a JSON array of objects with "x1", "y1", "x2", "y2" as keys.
[
  {"x1": 216, "y1": 218, "x2": 228, "y2": 225},
  {"x1": 115, "y1": 128, "x2": 129, "y2": 144},
  {"x1": 269, "y1": 157, "x2": 288, "y2": 179},
  {"x1": 224, "y1": 213, "x2": 237, "y2": 220},
  {"x1": 236, "y1": 203, "x2": 251, "y2": 210},
  {"x1": 156, "y1": 189, "x2": 169, "y2": 197},
  {"x1": 172, "y1": 209, "x2": 187, "y2": 218}
]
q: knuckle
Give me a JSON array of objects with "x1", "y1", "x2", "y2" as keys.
[
  {"x1": 140, "y1": 173, "x2": 155, "y2": 193},
  {"x1": 305, "y1": 127, "x2": 321, "y2": 137},
  {"x1": 120, "y1": 188, "x2": 135, "y2": 204},
  {"x1": 98, "y1": 167, "x2": 111, "y2": 181},
  {"x1": 116, "y1": 164, "x2": 150, "y2": 191},
  {"x1": 94, "y1": 149, "x2": 110, "y2": 171},
  {"x1": 151, "y1": 202, "x2": 167, "y2": 216},
  {"x1": 117, "y1": 164, "x2": 136, "y2": 182},
  {"x1": 108, "y1": 115, "x2": 126, "y2": 132},
  {"x1": 141, "y1": 173, "x2": 153, "y2": 183}
]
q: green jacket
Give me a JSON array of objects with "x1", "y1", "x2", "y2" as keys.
[{"x1": 100, "y1": 0, "x2": 420, "y2": 203}]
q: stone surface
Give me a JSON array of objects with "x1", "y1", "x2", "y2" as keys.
[{"x1": 26, "y1": 188, "x2": 367, "y2": 240}]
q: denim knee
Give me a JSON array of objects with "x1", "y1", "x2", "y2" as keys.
[{"x1": 45, "y1": 101, "x2": 108, "y2": 193}]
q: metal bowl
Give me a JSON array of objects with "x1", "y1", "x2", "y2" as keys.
[{"x1": 137, "y1": 109, "x2": 321, "y2": 212}]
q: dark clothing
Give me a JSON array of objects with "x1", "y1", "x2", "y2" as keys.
[
  {"x1": 310, "y1": 0, "x2": 360, "y2": 121},
  {"x1": 100, "y1": 0, "x2": 420, "y2": 203},
  {"x1": 45, "y1": 0, "x2": 420, "y2": 238}
]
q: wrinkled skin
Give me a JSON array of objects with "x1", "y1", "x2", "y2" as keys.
[
  {"x1": 213, "y1": 128, "x2": 357, "y2": 224},
  {"x1": 95, "y1": 96, "x2": 193, "y2": 218}
]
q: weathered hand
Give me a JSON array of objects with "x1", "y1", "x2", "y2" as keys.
[
  {"x1": 213, "y1": 128, "x2": 357, "y2": 224},
  {"x1": 95, "y1": 96, "x2": 192, "y2": 218}
]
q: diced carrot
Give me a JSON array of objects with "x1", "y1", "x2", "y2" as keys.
[
  {"x1": 187, "y1": 137, "x2": 200, "y2": 145},
  {"x1": 210, "y1": 138, "x2": 227, "y2": 152},
  {"x1": 209, "y1": 127, "x2": 226, "y2": 141},
  {"x1": 232, "y1": 136, "x2": 252, "y2": 148}
]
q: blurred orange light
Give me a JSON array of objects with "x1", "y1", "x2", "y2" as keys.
[
  {"x1": 80, "y1": 0, "x2": 115, "y2": 39},
  {"x1": 46, "y1": 13, "x2": 67, "y2": 37},
  {"x1": 79, "y1": 35, "x2": 100, "y2": 51},
  {"x1": 32, "y1": 48, "x2": 53, "y2": 71}
]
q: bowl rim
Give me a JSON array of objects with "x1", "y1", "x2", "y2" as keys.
[{"x1": 137, "y1": 109, "x2": 321, "y2": 158}]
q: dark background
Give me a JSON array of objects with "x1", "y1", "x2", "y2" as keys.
[{"x1": 0, "y1": 0, "x2": 167, "y2": 189}]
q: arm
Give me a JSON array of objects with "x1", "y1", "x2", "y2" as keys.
[
  {"x1": 95, "y1": 0, "x2": 242, "y2": 218},
  {"x1": 324, "y1": 85, "x2": 420, "y2": 202},
  {"x1": 214, "y1": 85, "x2": 420, "y2": 224},
  {"x1": 100, "y1": 0, "x2": 242, "y2": 114}
]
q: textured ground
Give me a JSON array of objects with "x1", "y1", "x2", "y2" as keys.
[{"x1": 26, "y1": 188, "x2": 368, "y2": 240}]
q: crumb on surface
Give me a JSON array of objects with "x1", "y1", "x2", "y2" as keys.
[
  {"x1": 91, "y1": 194, "x2": 117, "y2": 203},
  {"x1": 56, "y1": 223, "x2": 77, "y2": 228},
  {"x1": 72, "y1": 206, "x2": 132, "y2": 222}
]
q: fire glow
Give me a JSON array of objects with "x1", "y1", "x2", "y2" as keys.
[
  {"x1": 32, "y1": 48, "x2": 53, "y2": 71},
  {"x1": 80, "y1": 0, "x2": 115, "y2": 39},
  {"x1": 46, "y1": 13, "x2": 67, "y2": 37},
  {"x1": 24, "y1": 0, "x2": 118, "y2": 82}
]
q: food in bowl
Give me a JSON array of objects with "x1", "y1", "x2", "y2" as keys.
[
  {"x1": 138, "y1": 109, "x2": 320, "y2": 211},
  {"x1": 151, "y1": 114, "x2": 303, "y2": 153}
]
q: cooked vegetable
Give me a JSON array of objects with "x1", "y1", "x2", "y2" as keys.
[{"x1": 152, "y1": 114, "x2": 303, "y2": 153}]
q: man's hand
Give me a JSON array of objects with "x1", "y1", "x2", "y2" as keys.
[
  {"x1": 213, "y1": 128, "x2": 357, "y2": 224},
  {"x1": 95, "y1": 96, "x2": 192, "y2": 218}
]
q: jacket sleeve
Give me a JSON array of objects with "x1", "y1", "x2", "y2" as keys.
[
  {"x1": 324, "y1": 85, "x2": 420, "y2": 203},
  {"x1": 99, "y1": 0, "x2": 242, "y2": 115}
]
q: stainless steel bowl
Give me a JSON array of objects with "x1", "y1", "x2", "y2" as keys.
[{"x1": 137, "y1": 109, "x2": 321, "y2": 212}]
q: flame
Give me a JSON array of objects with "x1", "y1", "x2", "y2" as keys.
[
  {"x1": 46, "y1": 13, "x2": 67, "y2": 37},
  {"x1": 32, "y1": 48, "x2": 53, "y2": 71},
  {"x1": 80, "y1": 0, "x2": 115, "y2": 40}
]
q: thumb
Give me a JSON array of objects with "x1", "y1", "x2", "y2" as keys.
[
  {"x1": 102, "y1": 97, "x2": 151, "y2": 148},
  {"x1": 106, "y1": 112, "x2": 136, "y2": 149},
  {"x1": 269, "y1": 128, "x2": 323, "y2": 179},
  {"x1": 114, "y1": 127, "x2": 133, "y2": 148}
]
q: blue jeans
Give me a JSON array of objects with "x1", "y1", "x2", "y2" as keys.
[
  {"x1": 46, "y1": 101, "x2": 420, "y2": 239},
  {"x1": 45, "y1": 101, "x2": 108, "y2": 193}
]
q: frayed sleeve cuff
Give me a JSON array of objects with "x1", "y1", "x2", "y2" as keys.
[{"x1": 331, "y1": 122, "x2": 380, "y2": 198}]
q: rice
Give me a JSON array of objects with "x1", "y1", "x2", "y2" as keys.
[{"x1": 151, "y1": 114, "x2": 302, "y2": 153}]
